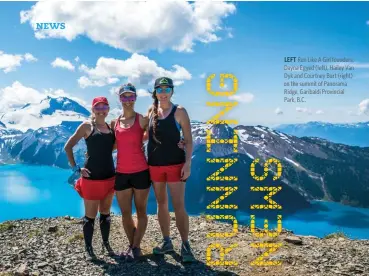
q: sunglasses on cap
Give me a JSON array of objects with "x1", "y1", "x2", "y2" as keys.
[
  {"x1": 119, "y1": 85, "x2": 136, "y2": 95},
  {"x1": 156, "y1": 87, "x2": 172, "y2": 94},
  {"x1": 93, "y1": 104, "x2": 109, "y2": 111},
  {"x1": 120, "y1": 94, "x2": 137, "y2": 103}
]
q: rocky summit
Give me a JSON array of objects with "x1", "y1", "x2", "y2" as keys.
[{"x1": 1, "y1": 214, "x2": 368, "y2": 276}]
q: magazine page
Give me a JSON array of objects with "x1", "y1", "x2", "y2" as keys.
[{"x1": 0, "y1": 1, "x2": 368, "y2": 275}]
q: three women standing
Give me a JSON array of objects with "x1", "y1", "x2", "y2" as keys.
[{"x1": 65, "y1": 78, "x2": 195, "y2": 263}]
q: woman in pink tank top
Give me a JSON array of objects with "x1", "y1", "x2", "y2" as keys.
[{"x1": 111, "y1": 83, "x2": 151, "y2": 260}]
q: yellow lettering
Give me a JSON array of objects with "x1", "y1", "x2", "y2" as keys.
[
  {"x1": 250, "y1": 158, "x2": 283, "y2": 181},
  {"x1": 250, "y1": 215, "x2": 282, "y2": 238},
  {"x1": 206, "y1": 215, "x2": 238, "y2": 238},
  {"x1": 206, "y1": 101, "x2": 238, "y2": 125},
  {"x1": 206, "y1": 187, "x2": 238, "y2": 210},
  {"x1": 206, "y1": 73, "x2": 238, "y2": 97},
  {"x1": 206, "y1": 243, "x2": 238, "y2": 266},
  {"x1": 206, "y1": 129, "x2": 238, "y2": 153},
  {"x1": 250, "y1": 187, "x2": 282, "y2": 210},
  {"x1": 206, "y1": 158, "x2": 238, "y2": 181},
  {"x1": 250, "y1": 243, "x2": 282, "y2": 266}
]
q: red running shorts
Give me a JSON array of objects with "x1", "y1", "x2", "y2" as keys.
[
  {"x1": 149, "y1": 163, "x2": 185, "y2": 183},
  {"x1": 75, "y1": 176, "x2": 115, "y2": 200}
]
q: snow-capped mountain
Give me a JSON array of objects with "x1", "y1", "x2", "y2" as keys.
[
  {"x1": 0, "y1": 96, "x2": 90, "y2": 132},
  {"x1": 188, "y1": 122, "x2": 369, "y2": 209},
  {"x1": 0, "y1": 121, "x2": 23, "y2": 164},
  {"x1": 8, "y1": 121, "x2": 87, "y2": 168},
  {"x1": 275, "y1": 121, "x2": 369, "y2": 147},
  {"x1": 1, "y1": 96, "x2": 369, "y2": 210}
]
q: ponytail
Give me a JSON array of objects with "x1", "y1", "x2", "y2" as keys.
[{"x1": 90, "y1": 113, "x2": 96, "y2": 124}]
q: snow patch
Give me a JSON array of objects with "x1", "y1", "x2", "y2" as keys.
[
  {"x1": 255, "y1": 126, "x2": 268, "y2": 133},
  {"x1": 238, "y1": 129, "x2": 249, "y2": 142},
  {"x1": 284, "y1": 157, "x2": 300, "y2": 167}
]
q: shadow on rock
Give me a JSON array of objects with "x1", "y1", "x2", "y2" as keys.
[{"x1": 92, "y1": 252, "x2": 240, "y2": 276}]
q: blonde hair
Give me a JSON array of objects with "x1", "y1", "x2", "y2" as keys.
[{"x1": 90, "y1": 112, "x2": 96, "y2": 124}]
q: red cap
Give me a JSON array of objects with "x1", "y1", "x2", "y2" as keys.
[{"x1": 92, "y1": 96, "x2": 109, "y2": 107}]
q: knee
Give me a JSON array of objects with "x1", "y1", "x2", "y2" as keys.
[
  {"x1": 136, "y1": 207, "x2": 147, "y2": 219},
  {"x1": 122, "y1": 211, "x2": 133, "y2": 220},
  {"x1": 172, "y1": 202, "x2": 186, "y2": 214},
  {"x1": 156, "y1": 196, "x2": 168, "y2": 207}
]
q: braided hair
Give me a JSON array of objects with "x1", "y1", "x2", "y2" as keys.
[{"x1": 151, "y1": 90, "x2": 160, "y2": 144}]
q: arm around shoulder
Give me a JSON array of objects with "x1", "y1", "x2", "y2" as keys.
[
  {"x1": 111, "y1": 119, "x2": 117, "y2": 130},
  {"x1": 139, "y1": 113, "x2": 149, "y2": 130}
]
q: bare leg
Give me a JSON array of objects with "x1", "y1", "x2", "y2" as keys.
[
  {"x1": 116, "y1": 189, "x2": 135, "y2": 246},
  {"x1": 99, "y1": 192, "x2": 114, "y2": 214},
  {"x1": 132, "y1": 188, "x2": 150, "y2": 248},
  {"x1": 167, "y1": 181, "x2": 195, "y2": 262},
  {"x1": 152, "y1": 182, "x2": 170, "y2": 238},
  {"x1": 167, "y1": 181, "x2": 188, "y2": 242}
]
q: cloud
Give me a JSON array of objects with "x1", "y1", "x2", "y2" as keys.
[
  {"x1": 106, "y1": 107, "x2": 121, "y2": 122},
  {"x1": 74, "y1": 56, "x2": 80, "y2": 63},
  {"x1": 296, "y1": 107, "x2": 312, "y2": 115},
  {"x1": 3, "y1": 181, "x2": 50, "y2": 203},
  {"x1": 137, "y1": 89, "x2": 151, "y2": 97},
  {"x1": 78, "y1": 53, "x2": 191, "y2": 88},
  {"x1": 51, "y1": 57, "x2": 75, "y2": 71},
  {"x1": 109, "y1": 86, "x2": 120, "y2": 96},
  {"x1": 359, "y1": 99, "x2": 369, "y2": 115},
  {"x1": 199, "y1": 73, "x2": 206, "y2": 79},
  {"x1": 0, "y1": 81, "x2": 85, "y2": 114},
  {"x1": 366, "y1": 20, "x2": 369, "y2": 25},
  {"x1": 316, "y1": 110, "x2": 324, "y2": 115},
  {"x1": 20, "y1": 1, "x2": 236, "y2": 53},
  {"x1": 43, "y1": 87, "x2": 87, "y2": 106},
  {"x1": 0, "y1": 51, "x2": 37, "y2": 73},
  {"x1": 348, "y1": 110, "x2": 359, "y2": 116},
  {"x1": 275, "y1": 107, "x2": 283, "y2": 115},
  {"x1": 0, "y1": 171, "x2": 50, "y2": 203},
  {"x1": 0, "y1": 82, "x2": 88, "y2": 131},
  {"x1": 348, "y1": 62, "x2": 369, "y2": 69},
  {"x1": 333, "y1": 62, "x2": 369, "y2": 69},
  {"x1": 296, "y1": 107, "x2": 308, "y2": 113},
  {"x1": 24, "y1": 53, "x2": 37, "y2": 62},
  {"x1": 229, "y1": 93, "x2": 254, "y2": 103}
]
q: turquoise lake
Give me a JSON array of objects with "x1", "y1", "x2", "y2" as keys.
[{"x1": 1, "y1": 164, "x2": 369, "y2": 239}]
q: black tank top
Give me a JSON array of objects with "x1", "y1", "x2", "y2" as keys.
[
  {"x1": 147, "y1": 104, "x2": 185, "y2": 166},
  {"x1": 84, "y1": 123, "x2": 115, "y2": 180}
]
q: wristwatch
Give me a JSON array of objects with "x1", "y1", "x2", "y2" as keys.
[{"x1": 72, "y1": 165, "x2": 81, "y2": 173}]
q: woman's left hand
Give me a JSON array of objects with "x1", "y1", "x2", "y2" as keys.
[
  {"x1": 178, "y1": 139, "x2": 186, "y2": 149},
  {"x1": 181, "y1": 162, "x2": 191, "y2": 182}
]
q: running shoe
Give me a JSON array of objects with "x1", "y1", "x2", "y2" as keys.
[
  {"x1": 85, "y1": 245, "x2": 97, "y2": 261},
  {"x1": 153, "y1": 239, "x2": 174, "y2": 255},
  {"x1": 119, "y1": 245, "x2": 132, "y2": 259},
  {"x1": 126, "y1": 247, "x2": 143, "y2": 262},
  {"x1": 102, "y1": 241, "x2": 115, "y2": 256},
  {"x1": 181, "y1": 242, "x2": 196, "y2": 263}
]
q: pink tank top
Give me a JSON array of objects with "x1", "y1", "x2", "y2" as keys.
[{"x1": 115, "y1": 113, "x2": 148, "y2": 173}]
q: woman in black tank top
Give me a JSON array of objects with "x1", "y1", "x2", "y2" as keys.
[
  {"x1": 147, "y1": 77, "x2": 196, "y2": 263},
  {"x1": 64, "y1": 96, "x2": 116, "y2": 261}
]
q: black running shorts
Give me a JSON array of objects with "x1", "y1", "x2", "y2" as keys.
[{"x1": 114, "y1": 169, "x2": 151, "y2": 191}]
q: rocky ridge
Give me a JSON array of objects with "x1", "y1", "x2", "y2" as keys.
[{"x1": 1, "y1": 214, "x2": 368, "y2": 276}]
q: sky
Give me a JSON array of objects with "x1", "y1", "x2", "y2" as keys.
[{"x1": 0, "y1": 1, "x2": 368, "y2": 128}]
